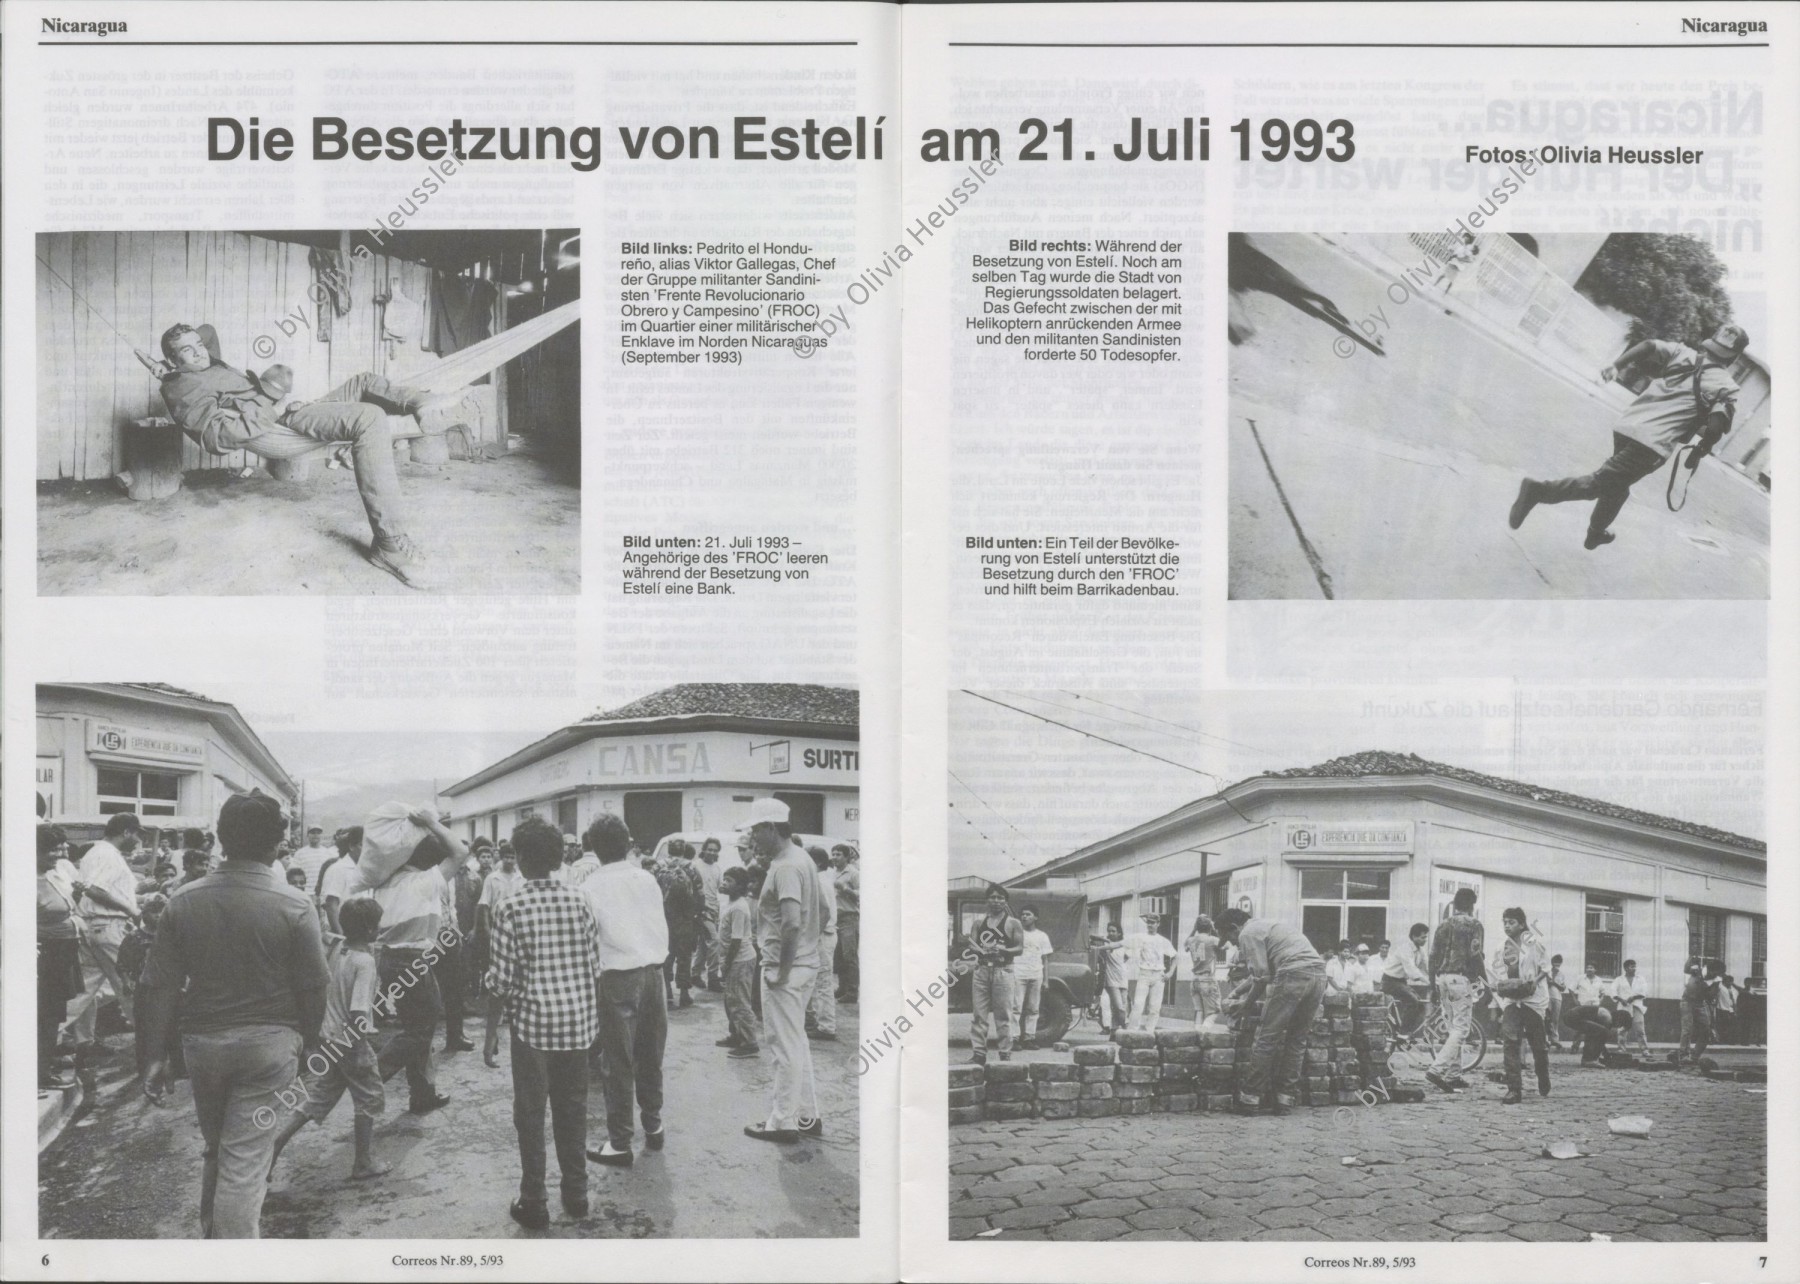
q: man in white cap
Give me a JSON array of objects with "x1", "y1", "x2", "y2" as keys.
[
  {"x1": 288, "y1": 826, "x2": 332, "y2": 900},
  {"x1": 740, "y1": 799, "x2": 825, "y2": 1143},
  {"x1": 1509, "y1": 321, "x2": 1748, "y2": 549}
]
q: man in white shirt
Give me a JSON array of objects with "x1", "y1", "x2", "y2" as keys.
[
  {"x1": 1324, "y1": 941, "x2": 1359, "y2": 998},
  {"x1": 1350, "y1": 943, "x2": 1379, "y2": 995},
  {"x1": 1380, "y1": 923, "x2": 1431, "y2": 1031},
  {"x1": 1613, "y1": 959, "x2": 1651, "y2": 1055},
  {"x1": 1566, "y1": 962, "x2": 1616, "y2": 1065},
  {"x1": 1127, "y1": 913, "x2": 1178, "y2": 1034},
  {"x1": 805, "y1": 847, "x2": 840, "y2": 1042},
  {"x1": 743, "y1": 799, "x2": 825, "y2": 1144},
  {"x1": 345, "y1": 811, "x2": 466, "y2": 1114},
  {"x1": 577, "y1": 813, "x2": 670, "y2": 1167},
  {"x1": 288, "y1": 826, "x2": 333, "y2": 900},
  {"x1": 1012, "y1": 907, "x2": 1055, "y2": 1047},
  {"x1": 315, "y1": 827, "x2": 361, "y2": 933},
  {"x1": 61, "y1": 813, "x2": 143, "y2": 1049}
]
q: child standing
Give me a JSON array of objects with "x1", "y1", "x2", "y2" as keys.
[
  {"x1": 268, "y1": 898, "x2": 389, "y2": 1182},
  {"x1": 718, "y1": 868, "x2": 761, "y2": 1058}
]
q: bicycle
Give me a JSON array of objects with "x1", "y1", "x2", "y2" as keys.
[{"x1": 1384, "y1": 982, "x2": 1487, "y2": 1076}]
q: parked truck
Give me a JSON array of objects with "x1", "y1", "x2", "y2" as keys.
[{"x1": 946, "y1": 885, "x2": 1098, "y2": 1046}]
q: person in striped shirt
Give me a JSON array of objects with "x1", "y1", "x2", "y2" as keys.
[{"x1": 484, "y1": 818, "x2": 603, "y2": 1229}]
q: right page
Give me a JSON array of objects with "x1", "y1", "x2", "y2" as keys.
[{"x1": 900, "y1": 3, "x2": 1793, "y2": 1281}]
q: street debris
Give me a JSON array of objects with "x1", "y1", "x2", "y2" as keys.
[{"x1": 1607, "y1": 1116, "x2": 1654, "y2": 1137}]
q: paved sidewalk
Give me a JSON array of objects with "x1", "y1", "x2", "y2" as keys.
[
  {"x1": 949, "y1": 1053, "x2": 1765, "y2": 1242},
  {"x1": 1227, "y1": 234, "x2": 1769, "y2": 600},
  {"x1": 40, "y1": 989, "x2": 859, "y2": 1239}
]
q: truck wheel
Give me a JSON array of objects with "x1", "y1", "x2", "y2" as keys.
[{"x1": 1035, "y1": 989, "x2": 1072, "y2": 1045}]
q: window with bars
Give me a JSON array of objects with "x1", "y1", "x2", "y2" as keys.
[
  {"x1": 1751, "y1": 916, "x2": 1767, "y2": 977},
  {"x1": 1584, "y1": 893, "x2": 1624, "y2": 976},
  {"x1": 96, "y1": 766, "x2": 181, "y2": 817},
  {"x1": 1687, "y1": 908, "x2": 1726, "y2": 971}
]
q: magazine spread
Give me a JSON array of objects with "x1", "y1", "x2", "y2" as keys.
[{"x1": 1, "y1": 3, "x2": 1792, "y2": 1282}]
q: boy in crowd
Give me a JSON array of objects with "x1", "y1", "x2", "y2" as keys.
[
  {"x1": 717, "y1": 867, "x2": 761, "y2": 1057},
  {"x1": 269, "y1": 898, "x2": 389, "y2": 1182},
  {"x1": 486, "y1": 819, "x2": 603, "y2": 1226},
  {"x1": 1011, "y1": 907, "x2": 1054, "y2": 1048}
]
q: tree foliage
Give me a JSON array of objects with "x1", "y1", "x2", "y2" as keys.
[{"x1": 1574, "y1": 234, "x2": 1734, "y2": 347}]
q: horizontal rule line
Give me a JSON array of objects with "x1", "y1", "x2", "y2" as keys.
[
  {"x1": 948, "y1": 41, "x2": 1770, "y2": 49},
  {"x1": 36, "y1": 40, "x2": 859, "y2": 47}
]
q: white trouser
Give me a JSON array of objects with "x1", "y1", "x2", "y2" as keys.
[
  {"x1": 763, "y1": 964, "x2": 820, "y2": 1130},
  {"x1": 1132, "y1": 976, "x2": 1166, "y2": 1032}
]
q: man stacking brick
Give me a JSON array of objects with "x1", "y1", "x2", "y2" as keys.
[{"x1": 1216, "y1": 908, "x2": 1326, "y2": 1116}]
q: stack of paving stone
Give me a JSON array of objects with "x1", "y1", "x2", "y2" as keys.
[{"x1": 945, "y1": 992, "x2": 1396, "y2": 1126}]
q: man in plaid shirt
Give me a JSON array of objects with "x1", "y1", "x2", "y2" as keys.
[{"x1": 484, "y1": 817, "x2": 602, "y2": 1230}]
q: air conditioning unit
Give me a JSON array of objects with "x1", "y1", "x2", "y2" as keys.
[{"x1": 1588, "y1": 909, "x2": 1624, "y2": 934}]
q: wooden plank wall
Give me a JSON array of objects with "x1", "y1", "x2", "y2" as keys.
[{"x1": 36, "y1": 232, "x2": 434, "y2": 481}]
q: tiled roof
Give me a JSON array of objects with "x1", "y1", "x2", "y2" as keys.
[
  {"x1": 1260, "y1": 750, "x2": 1763, "y2": 852},
  {"x1": 119, "y1": 682, "x2": 218, "y2": 704},
  {"x1": 581, "y1": 683, "x2": 858, "y2": 728}
]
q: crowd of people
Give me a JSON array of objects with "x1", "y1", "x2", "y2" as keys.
[
  {"x1": 35, "y1": 793, "x2": 862, "y2": 1238},
  {"x1": 955, "y1": 881, "x2": 1756, "y2": 1114}
]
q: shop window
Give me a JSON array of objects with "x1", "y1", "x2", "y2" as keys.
[
  {"x1": 96, "y1": 766, "x2": 181, "y2": 817},
  {"x1": 1584, "y1": 894, "x2": 1624, "y2": 976},
  {"x1": 1687, "y1": 908, "x2": 1726, "y2": 971},
  {"x1": 1299, "y1": 867, "x2": 1390, "y2": 956}
]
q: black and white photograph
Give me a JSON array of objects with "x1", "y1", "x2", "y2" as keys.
[
  {"x1": 1228, "y1": 232, "x2": 1769, "y2": 600},
  {"x1": 945, "y1": 689, "x2": 1766, "y2": 1243},
  {"x1": 35, "y1": 228, "x2": 581, "y2": 594},
  {"x1": 35, "y1": 681, "x2": 861, "y2": 1239}
]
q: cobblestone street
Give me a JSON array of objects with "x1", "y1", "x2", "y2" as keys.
[{"x1": 949, "y1": 1052, "x2": 1765, "y2": 1243}]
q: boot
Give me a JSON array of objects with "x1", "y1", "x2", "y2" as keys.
[{"x1": 1509, "y1": 479, "x2": 1544, "y2": 529}]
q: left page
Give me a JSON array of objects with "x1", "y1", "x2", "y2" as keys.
[{"x1": 0, "y1": 3, "x2": 899, "y2": 1279}]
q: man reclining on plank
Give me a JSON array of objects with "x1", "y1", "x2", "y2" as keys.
[{"x1": 140, "y1": 323, "x2": 444, "y2": 589}]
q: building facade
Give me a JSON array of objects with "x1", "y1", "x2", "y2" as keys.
[
  {"x1": 1006, "y1": 752, "x2": 1764, "y2": 1041},
  {"x1": 442, "y1": 683, "x2": 860, "y2": 849},
  {"x1": 36, "y1": 683, "x2": 298, "y2": 837}
]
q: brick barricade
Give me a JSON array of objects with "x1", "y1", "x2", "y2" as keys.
[{"x1": 949, "y1": 992, "x2": 1403, "y2": 1125}]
